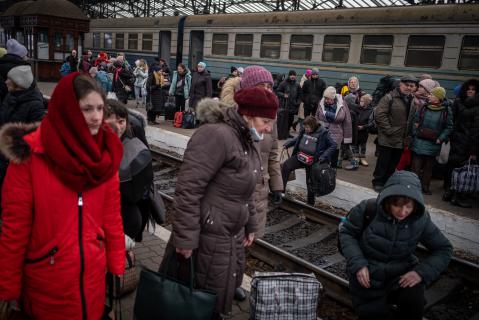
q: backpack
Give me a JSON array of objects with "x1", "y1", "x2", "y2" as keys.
[
  {"x1": 173, "y1": 111, "x2": 183, "y2": 128},
  {"x1": 338, "y1": 198, "x2": 376, "y2": 255},
  {"x1": 371, "y1": 75, "x2": 398, "y2": 107},
  {"x1": 368, "y1": 94, "x2": 393, "y2": 135},
  {"x1": 181, "y1": 110, "x2": 196, "y2": 129}
]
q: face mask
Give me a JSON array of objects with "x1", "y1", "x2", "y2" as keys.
[{"x1": 250, "y1": 127, "x2": 264, "y2": 142}]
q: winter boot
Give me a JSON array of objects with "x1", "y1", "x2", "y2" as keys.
[
  {"x1": 451, "y1": 192, "x2": 472, "y2": 208},
  {"x1": 345, "y1": 158, "x2": 359, "y2": 170},
  {"x1": 360, "y1": 158, "x2": 369, "y2": 166}
]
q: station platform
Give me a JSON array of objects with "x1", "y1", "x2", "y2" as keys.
[{"x1": 37, "y1": 82, "x2": 479, "y2": 256}]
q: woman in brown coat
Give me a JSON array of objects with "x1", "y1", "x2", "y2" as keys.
[{"x1": 164, "y1": 87, "x2": 279, "y2": 318}]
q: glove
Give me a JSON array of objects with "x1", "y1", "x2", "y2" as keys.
[{"x1": 272, "y1": 191, "x2": 283, "y2": 205}]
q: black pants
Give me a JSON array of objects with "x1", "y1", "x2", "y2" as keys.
[
  {"x1": 288, "y1": 114, "x2": 295, "y2": 133},
  {"x1": 411, "y1": 153, "x2": 435, "y2": 189},
  {"x1": 330, "y1": 149, "x2": 340, "y2": 168},
  {"x1": 281, "y1": 156, "x2": 314, "y2": 203},
  {"x1": 355, "y1": 284, "x2": 425, "y2": 320},
  {"x1": 175, "y1": 94, "x2": 186, "y2": 112},
  {"x1": 372, "y1": 145, "x2": 403, "y2": 187}
]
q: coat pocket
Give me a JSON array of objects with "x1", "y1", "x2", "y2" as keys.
[{"x1": 25, "y1": 246, "x2": 59, "y2": 265}]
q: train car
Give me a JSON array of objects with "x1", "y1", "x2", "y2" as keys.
[
  {"x1": 84, "y1": 16, "x2": 181, "y2": 68},
  {"x1": 86, "y1": 4, "x2": 479, "y2": 94}
]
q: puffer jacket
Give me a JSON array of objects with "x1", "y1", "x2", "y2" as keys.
[
  {"x1": 0, "y1": 86, "x2": 45, "y2": 125},
  {"x1": 302, "y1": 78, "x2": 326, "y2": 112},
  {"x1": 284, "y1": 126, "x2": 337, "y2": 164},
  {"x1": 277, "y1": 79, "x2": 302, "y2": 115},
  {"x1": 0, "y1": 124, "x2": 125, "y2": 320},
  {"x1": 375, "y1": 88, "x2": 414, "y2": 149},
  {"x1": 449, "y1": 94, "x2": 479, "y2": 166},
  {"x1": 133, "y1": 67, "x2": 148, "y2": 87},
  {"x1": 164, "y1": 99, "x2": 261, "y2": 315},
  {"x1": 315, "y1": 93, "x2": 353, "y2": 147},
  {"x1": 410, "y1": 102, "x2": 453, "y2": 157},
  {"x1": 168, "y1": 70, "x2": 191, "y2": 99},
  {"x1": 339, "y1": 171, "x2": 452, "y2": 303},
  {"x1": 189, "y1": 70, "x2": 212, "y2": 109}
]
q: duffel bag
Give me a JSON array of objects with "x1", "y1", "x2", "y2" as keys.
[
  {"x1": 451, "y1": 161, "x2": 479, "y2": 193},
  {"x1": 311, "y1": 162, "x2": 336, "y2": 196},
  {"x1": 250, "y1": 272, "x2": 322, "y2": 320}
]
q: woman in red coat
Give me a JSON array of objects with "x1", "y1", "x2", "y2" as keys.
[{"x1": 0, "y1": 73, "x2": 125, "y2": 320}]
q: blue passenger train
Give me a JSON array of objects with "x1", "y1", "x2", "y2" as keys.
[{"x1": 85, "y1": 4, "x2": 479, "y2": 94}]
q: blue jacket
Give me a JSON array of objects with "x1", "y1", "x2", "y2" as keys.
[
  {"x1": 169, "y1": 70, "x2": 191, "y2": 99},
  {"x1": 95, "y1": 70, "x2": 112, "y2": 93},
  {"x1": 284, "y1": 126, "x2": 337, "y2": 164}
]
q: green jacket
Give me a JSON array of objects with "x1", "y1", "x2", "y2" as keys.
[
  {"x1": 169, "y1": 70, "x2": 191, "y2": 99},
  {"x1": 339, "y1": 171, "x2": 452, "y2": 298},
  {"x1": 410, "y1": 102, "x2": 453, "y2": 157},
  {"x1": 376, "y1": 89, "x2": 414, "y2": 149}
]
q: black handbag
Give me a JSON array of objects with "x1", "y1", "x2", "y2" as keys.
[
  {"x1": 311, "y1": 163, "x2": 336, "y2": 196},
  {"x1": 133, "y1": 254, "x2": 216, "y2": 320}
]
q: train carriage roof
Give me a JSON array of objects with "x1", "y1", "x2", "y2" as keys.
[{"x1": 183, "y1": 4, "x2": 479, "y2": 27}]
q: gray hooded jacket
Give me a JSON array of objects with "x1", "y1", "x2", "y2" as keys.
[{"x1": 339, "y1": 171, "x2": 452, "y2": 299}]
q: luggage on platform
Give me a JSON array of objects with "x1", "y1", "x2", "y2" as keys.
[
  {"x1": 181, "y1": 110, "x2": 196, "y2": 129},
  {"x1": 173, "y1": 111, "x2": 183, "y2": 128},
  {"x1": 164, "y1": 96, "x2": 176, "y2": 121},
  {"x1": 250, "y1": 272, "x2": 322, "y2": 320},
  {"x1": 311, "y1": 162, "x2": 336, "y2": 196}
]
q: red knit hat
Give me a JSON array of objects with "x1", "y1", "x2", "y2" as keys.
[
  {"x1": 240, "y1": 65, "x2": 273, "y2": 89},
  {"x1": 234, "y1": 87, "x2": 279, "y2": 119}
]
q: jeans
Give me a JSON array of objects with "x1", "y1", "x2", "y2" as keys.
[
  {"x1": 351, "y1": 143, "x2": 367, "y2": 157},
  {"x1": 134, "y1": 85, "x2": 147, "y2": 105}
]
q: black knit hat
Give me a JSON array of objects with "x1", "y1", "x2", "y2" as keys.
[{"x1": 288, "y1": 70, "x2": 297, "y2": 76}]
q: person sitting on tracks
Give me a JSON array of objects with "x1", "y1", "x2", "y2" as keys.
[
  {"x1": 281, "y1": 116, "x2": 337, "y2": 205},
  {"x1": 339, "y1": 170, "x2": 453, "y2": 320},
  {"x1": 160, "y1": 86, "x2": 278, "y2": 319}
]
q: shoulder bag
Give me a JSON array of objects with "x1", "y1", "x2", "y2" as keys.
[{"x1": 133, "y1": 253, "x2": 216, "y2": 320}]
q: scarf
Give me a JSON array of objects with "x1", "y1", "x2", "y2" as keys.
[
  {"x1": 41, "y1": 72, "x2": 123, "y2": 192},
  {"x1": 426, "y1": 103, "x2": 445, "y2": 112},
  {"x1": 324, "y1": 101, "x2": 337, "y2": 123}
]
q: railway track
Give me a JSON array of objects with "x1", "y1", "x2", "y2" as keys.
[{"x1": 151, "y1": 148, "x2": 479, "y2": 320}]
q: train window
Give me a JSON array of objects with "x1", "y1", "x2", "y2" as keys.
[
  {"x1": 104, "y1": 33, "x2": 112, "y2": 49},
  {"x1": 405, "y1": 35, "x2": 445, "y2": 68},
  {"x1": 128, "y1": 33, "x2": 138, "y2": 50},
  {"x1": 235, "y1": 34, "x2": 253, "y2": 57},
  {"x1": 322, "y1": 35, "x2": 350, "y2": 63},
  {"x1": 212, "y1": 33, "x2": 228, "y2": 55},
  {"x1": 142, "y1": 33, "x2": 153, "y2": 51},
  {"x1": 115, "y1": 33, "x2": 124, "y2": 49},
  {"x1": 92, "y1": 33, "x2": 100, "y2": 49},
  {"x1": 289, "y1": 35, "x2": 313, "y2": 61},
  {"x1": 66, "y1": 33, "x2": 74, "y2": 51},
  {"x1": 260, "y1": 34, "x2": 281, "y2": 59},
  {"x1": 458, "y1": 35, "x2": 479, "y2": 71},
  {"x1": 361, "y1": 35, "x2": 393, "y2": 66}
]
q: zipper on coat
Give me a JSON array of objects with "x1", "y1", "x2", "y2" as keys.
[
  {"x1": 25, "y1": 246, "x2": 58, "y2": 264},
  {"x1": 78, "y1": 193, "x2": 87, "y2": 320}
]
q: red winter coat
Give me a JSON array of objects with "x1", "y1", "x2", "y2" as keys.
[{"x1": 0, "y1": 124, "x2": 125, "y2": 320}]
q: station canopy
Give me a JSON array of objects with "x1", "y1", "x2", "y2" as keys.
[{"x1": 1, "y1": 0, "x2": 474, "y2": 18}]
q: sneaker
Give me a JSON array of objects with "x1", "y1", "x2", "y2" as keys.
[
  {"x1": 360, "y1": 158, "x2": 369, "y2": 166},
  {"x1": 345, "y1": 159, "x2": 359, "y2": 171}
]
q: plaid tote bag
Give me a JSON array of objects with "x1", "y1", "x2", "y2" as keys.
[
  {"x1": 451, "y1": 161, "x2": 479, "y2": 193},
  {"x1": 250, "y1": 272, "x2": 322, "y2": 320}
]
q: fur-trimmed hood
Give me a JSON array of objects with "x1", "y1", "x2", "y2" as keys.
[
  {"x1": 0, "y1": 122, "x2": 39, "y2": 164},
  {"x1": 196, "y1": 98, "x2": 228, "y2": 124}
]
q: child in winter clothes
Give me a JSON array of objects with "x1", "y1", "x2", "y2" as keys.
[
  {"x1": 410, "y1": 87, "x2": 453, "y2": 195},
  {"x1": 345, "y1": 94, "x2": 374, "y2": 169}
]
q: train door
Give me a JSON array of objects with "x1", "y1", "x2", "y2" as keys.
[
  {"x1": 189, "y1": 31, "x2": 204, "y2": 70},
  {"x1": 159, "y1": 31, "x2": 171, "y2": 66}
]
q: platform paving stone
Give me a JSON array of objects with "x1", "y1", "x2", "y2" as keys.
[{"x1": 119, "y1": 231, "x2": 250, "y2": 319}]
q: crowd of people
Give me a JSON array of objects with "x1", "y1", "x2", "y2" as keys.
[{"x1": 0, "y1": 38, "x2": 475, "y2": 320}]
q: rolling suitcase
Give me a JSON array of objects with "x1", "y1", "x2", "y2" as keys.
[
  {"x1": 164, "y1": 96, "x2": 176, "y2": 121},
  {"x1": 250, "y1": 272, "x2": 322, "y2": 320}
]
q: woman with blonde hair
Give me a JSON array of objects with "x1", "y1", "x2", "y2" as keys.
[{"x1": 133, "y1": 59, "x2": 148, "y2": 108}]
